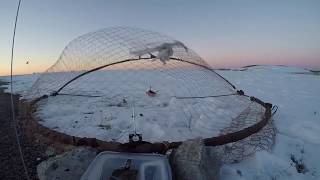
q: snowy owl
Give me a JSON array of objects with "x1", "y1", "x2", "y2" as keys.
[{"x1": 131, "y1": 41, "x2": 188, "y2": 64}]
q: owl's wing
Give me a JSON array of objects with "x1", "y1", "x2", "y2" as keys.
[
  {"x1": 130, "y1": 41, "x2": 187, "y2": 57},
  {"x1": 172, "y1": 41, "x2": 188, "y2": 52},
  {"x1": 130, "y1": 46, "x2": 162, "y2": 57}
]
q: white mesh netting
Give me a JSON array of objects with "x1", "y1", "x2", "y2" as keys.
[
  {"x1": 27, "y1": 27, "x2": 272, "y2": 154},
  {"x1": 27, "y1": 26, "x2": 235, "y2": 99}
]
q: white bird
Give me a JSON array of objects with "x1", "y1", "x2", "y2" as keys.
[{"x1": 131, "y1": 41, "x2": 188, "y2": 64}]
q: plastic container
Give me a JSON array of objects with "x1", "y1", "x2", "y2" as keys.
[{"x1": 80, "y1": 151, "x2": 172, "y2": 180}]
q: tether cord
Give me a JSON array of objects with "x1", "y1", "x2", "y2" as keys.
[
  {"x1": 10, "y1": 0, "x2": 31, "y2": 180},
  {"x1": 56, "y1": 92, "x2": 239, "y2": 99},
  {"x1": 174, "y1": 93, "x2": 238, "y2": 99}
]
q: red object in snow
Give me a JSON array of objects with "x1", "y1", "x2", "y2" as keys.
[{"x1": 146, "y1": 88, "x2": 157, "y2": 97}]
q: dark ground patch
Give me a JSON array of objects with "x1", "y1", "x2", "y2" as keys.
[{"x1": 0, "y1": 81, "x2": 46, "y2": 180}]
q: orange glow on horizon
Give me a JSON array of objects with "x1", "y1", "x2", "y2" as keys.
[{"x1": 1, "y1": 53, "x2": 319, "y2": 76}]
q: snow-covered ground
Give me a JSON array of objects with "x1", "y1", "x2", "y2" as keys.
[
  {"x1": 218, "y1": 66, "x2": 320, "y2": 180},
  {"x1": 1, "y1": 65, "x2": 319, "y2": 179},
  {"x1": 26, "y1": 68, "x2": 264, "y2": 144},
  {"x1": 0, "y1": 73, "x2": 39, "y2": 95}
]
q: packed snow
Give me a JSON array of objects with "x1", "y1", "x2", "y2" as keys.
[
  {"x1": 27, "y1": 68, "x2": 263, "y2": 143},
  {"x1": 0, "y1": 73, "x2": 39, "y2": 95},
  {"x1": 218, "y1": 66, "x2": 320, "y2": 180},
  {"x1": 33, "y1": 89, "x2": 261, "y2": 143},
  {"x1": 1, "y1": 65, "x2": 319, "y2": 179}
]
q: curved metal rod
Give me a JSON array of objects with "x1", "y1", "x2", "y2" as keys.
[
  {"x1": 55, "y1": 56, "x2": 236, "y2": 94},
  {"x1": 28, "y1": 95, "x2": 272, "y2": 153},
  {"x1": 56, "y1": 57, "x2": 148, "y2": 93},
  {"x1": 170, "y1": 57, "x2": 236, "y2": 89},
  {"x1": 169, "y1": 97, "x2": 272, "y2": 147}
]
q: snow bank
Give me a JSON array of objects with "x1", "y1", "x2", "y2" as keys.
[
  {"x1": 218, "y1": 66, "x2": 320, "y2": 180},
  {"x1": 0, "y1": 74, "x2": 39, "y2": 96}
]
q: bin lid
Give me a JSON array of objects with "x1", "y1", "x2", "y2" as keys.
[{"x1": 80, "y1": 151, "x2": 172, "y2": 180}]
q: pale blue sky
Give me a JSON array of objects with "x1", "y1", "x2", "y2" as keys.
[{"x1": 1, "y1": 0, "x2": 320, "y2": 75}]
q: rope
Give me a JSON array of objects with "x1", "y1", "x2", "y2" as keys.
[
  {"x1": 174, "y1": 93, "x2": 238, "y2": 99},
  {"x1": 271, "y1": 105, "x2": 278, "y2": 117},
  {"x1": 58, "y1": 93, "x2": 102, "y2": 97},
  {"x1": 56, "y1": 92, "x2": 238, "y2": 100},
  {"x1": 10, "y1": 0, "x2": 31, "y2": 179},
  {"x1": 132, "y1": 102, "x2": 137, "y2": 134}
]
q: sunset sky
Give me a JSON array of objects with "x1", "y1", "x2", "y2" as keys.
[{"x1": 0, "y1": 0, "x2": 319, "y2": 75}]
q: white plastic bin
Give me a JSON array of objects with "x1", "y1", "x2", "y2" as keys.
[{"x1": 81, "y1": 151, "x2": 172, "y2": 180}]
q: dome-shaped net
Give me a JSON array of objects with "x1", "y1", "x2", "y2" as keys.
[
  {"x1": 28, "y1": 26, "x2": 235, "y2": 99},
  {"x1": 27, "y1": 27, "x2": 271, "y2": 148}
]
